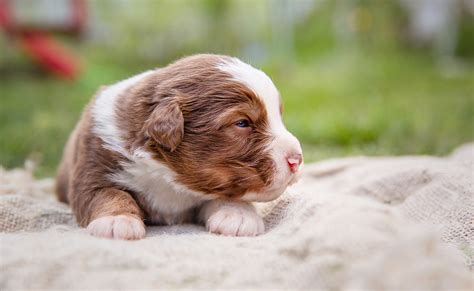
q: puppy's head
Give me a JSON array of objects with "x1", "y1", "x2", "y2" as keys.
[{"x1": 138, "y1": 54, "x2": 302, "y2": 202}]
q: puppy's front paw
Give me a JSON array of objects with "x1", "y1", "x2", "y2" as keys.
[
  {"x1": 206, "y1": 204, "x2": 265, "y2": 237},
  {"x1": 86, "y1": 215, "x2": 146, "y2": 240}
]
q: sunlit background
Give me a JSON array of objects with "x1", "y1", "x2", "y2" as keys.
[{"x1": 1, "y1": 0, "x2": 473, "y2": 177}]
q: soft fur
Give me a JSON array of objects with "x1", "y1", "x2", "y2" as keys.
[{"x1": 56, "y1": 54, "x2": 303, "y2": 239}]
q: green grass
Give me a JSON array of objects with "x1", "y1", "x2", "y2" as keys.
[
  {"x1": 1, "y1": 49, "x2": 473, "y2": 177},
  {"x1": 275, "y1": 51, "x2": 474, "y2": 159}
]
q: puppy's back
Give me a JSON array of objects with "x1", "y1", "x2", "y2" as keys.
[{"x1": 56, "y1": 120, "x2": 81, "y2": 203}]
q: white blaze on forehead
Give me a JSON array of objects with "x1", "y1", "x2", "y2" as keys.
[
  {"x1": 216, "y1": 57, "x2": 282, "y2": 122},
  {"x1": 217, "y1": 57, "x2": 303, "y2": 200}
]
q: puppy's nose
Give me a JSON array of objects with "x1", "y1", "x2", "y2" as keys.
[{"x1": 287, "y1": 153, "x2": 303, "y2": 173}]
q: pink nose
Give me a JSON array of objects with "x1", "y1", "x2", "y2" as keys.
[{"x1": 287, "y1": 153, "x2": 303, "y2": 173}]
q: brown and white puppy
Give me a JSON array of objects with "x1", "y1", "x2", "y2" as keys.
[{"x1": 56, "y1": 54, "x2": 303, "y2": 240}]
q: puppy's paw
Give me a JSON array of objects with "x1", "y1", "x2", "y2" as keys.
[
  {"x1": 86, "y1": 215, "x2": 146, "y2": 240},
  {"x1": 206, "y1": 203, "x2": 265, "y2": 237}
]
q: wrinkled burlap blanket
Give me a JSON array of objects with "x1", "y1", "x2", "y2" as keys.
[{"x1": 0, "y1": 144, "x2": 473, "y2": 290}]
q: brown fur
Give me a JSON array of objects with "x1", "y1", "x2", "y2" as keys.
[
  {"x1": 56, "y1": 102, "x2": 143, "y2": 226},
  {"x1": 56, "y1": 54, "x2": 276, "y2": 227},
  {"x1": 117, "y1": 55, "x2": 275, "y2": 198}
]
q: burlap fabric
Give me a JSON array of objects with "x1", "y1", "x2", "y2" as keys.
[{"x1": 0, "y1": 145, "x2": 472, "y2": 290}]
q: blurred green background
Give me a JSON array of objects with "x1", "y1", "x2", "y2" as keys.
[{"x1": 1, "y1": 0, "x2": 473, "y2": 177}]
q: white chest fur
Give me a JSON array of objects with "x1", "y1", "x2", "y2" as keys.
[
  {"x1": 111, "y1": 155, "x2": 209, "y2": 225},
  {"x1": 91, "y1": 71, "x2": 209, "y2": 225}
]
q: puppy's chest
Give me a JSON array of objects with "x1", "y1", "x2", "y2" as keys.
[{"x1": 111, "y1": 159, "x2": 205, "y2": 225}]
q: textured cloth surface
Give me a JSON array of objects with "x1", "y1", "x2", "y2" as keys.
[{"x1": 0, "y1": 145, "x2": 473, "y2": 290}]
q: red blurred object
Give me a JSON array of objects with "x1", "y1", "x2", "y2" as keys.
[
  {"x1": 19, "y1": 31, "x2": 81, "y2": 79},
  {"x1": 0, "y1": 0, "x2": 86, "y2": 79}
]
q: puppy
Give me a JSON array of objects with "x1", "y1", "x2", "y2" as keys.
[{"x1": 56, "y1": 54, "x2": 303, "y2": 240}]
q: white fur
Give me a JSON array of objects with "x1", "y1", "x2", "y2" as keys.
[
  {"x1": 217, "y1": 57, "x2": 303, "y2": 200},
  {"x1": 200, "y1": 200, "x2": 264, "y2": 236},
  {"x1": 92, "y1": 71, "x2": 210, "y2": 225},
  {"x1": 91, "y1": 59, "x2": 301, "y2": 230},
  {"x1": 111, "y1": 150, "x2": 213, "y2": 225},
  {"x1": 92, "y1": 70, "x2": 154, "y2": 157},
  {"x1": 87, "y1": 215, "x2": 146, "y2": 240}
]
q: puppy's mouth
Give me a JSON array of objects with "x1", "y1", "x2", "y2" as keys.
[
  {"x1": 264, "y1": 163, "x2": 303, "y2": 198},
  {"x1": 288, "y1": 161, "x2": 303, "y2": 185},
  {"x1": 287, "y1": 172, "x2": 300, "y2": 186},
  {"x1": 240, "y1": 171, "x2": 300, "y2": 203}
]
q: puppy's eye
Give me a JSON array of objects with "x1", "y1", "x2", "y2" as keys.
[{"x1": 235, "y1": 119, "x2": 250, "y2": 128}]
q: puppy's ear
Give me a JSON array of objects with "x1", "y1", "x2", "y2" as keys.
[{"x1": 145, "y1": 100, "x2": 184, "y2": 151}]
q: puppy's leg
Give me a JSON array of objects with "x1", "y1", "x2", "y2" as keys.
[
  {"x1": 73, "y1": 187, "x2": 146, "y2": 240},
  {"x1": 199, "y1": 200, "x2": 265, "y2": 237}
]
